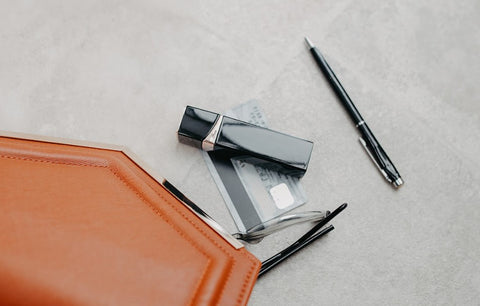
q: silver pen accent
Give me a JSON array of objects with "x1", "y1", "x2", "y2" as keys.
[
  {"x1": 393, "y1": 177, "x2": 404, "y2": 188},
  {"x1": 358, "y1": 137, "x2": 392, "y2": 183},
  {"x1": 356, "y1": 120, "x2": 365, "y2": 127}
]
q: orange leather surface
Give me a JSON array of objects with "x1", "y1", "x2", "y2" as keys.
[{"x1": 0, "y1": 136, "x2": 260, "y2": 306}]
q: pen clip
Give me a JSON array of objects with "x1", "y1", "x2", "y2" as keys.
[{"x1": 358, "y1": 137, "x2": 392, "y2": 183}]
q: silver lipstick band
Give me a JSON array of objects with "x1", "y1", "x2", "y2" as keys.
[{"x1": 202, "y1": 115, "x2": 224, "y2": 151}]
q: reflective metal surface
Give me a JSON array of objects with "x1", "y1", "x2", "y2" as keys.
[
  {"x1": 201, "y1": 115, "x2": 223, "y2": 151},
  {"x1": 393, "y1": 177, "x2": 404, "y2": 188},
  {"x1": 232, "y1": 210, "x2": 328, "y2": 244},
  {"x1": 161, "y1": 179, "x2": 244, "y2": 249}
]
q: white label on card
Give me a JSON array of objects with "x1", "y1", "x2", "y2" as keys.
[{"x1": 269, "y1": 183, "x2": 295, "y2": 209}]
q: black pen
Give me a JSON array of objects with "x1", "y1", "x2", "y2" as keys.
[{"x1": 305, "y1": 37, "x2": 403, "y2": 188}]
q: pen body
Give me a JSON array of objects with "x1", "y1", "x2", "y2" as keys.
[
  {"x1": 310, "y1": 47, "x2": 363, "y2": 125},
  {"x1": 307, "y1": 40, "x2": 403, "y2": 187}
]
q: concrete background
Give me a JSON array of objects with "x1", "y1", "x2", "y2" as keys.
[{"x1": 1, "y1": 0, "x2": 479, "y2": 305}]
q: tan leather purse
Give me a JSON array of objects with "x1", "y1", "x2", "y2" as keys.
[{"x1": 0, "y1": 133, "x2": 260, "y2": 305}]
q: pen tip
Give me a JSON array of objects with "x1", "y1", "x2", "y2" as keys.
[{"x1": 304, "y1": 36, "x2": 315, "y2": 49}]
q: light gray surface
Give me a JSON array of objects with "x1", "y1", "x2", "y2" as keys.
[{"x1": 1, "y1": 1, "x2": 479, "y2": 305}]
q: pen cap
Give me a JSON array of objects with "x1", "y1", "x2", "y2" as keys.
[{"x1": 178, "y1": 106, "x2": 220, "y2": 149}]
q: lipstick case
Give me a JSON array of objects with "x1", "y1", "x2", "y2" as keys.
[{"x1": 178, "y1": 106, "x2": 313, "y2": 177}]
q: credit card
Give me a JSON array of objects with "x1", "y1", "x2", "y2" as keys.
[{"x1": 203, "y1": 101, "x2": 307, "y2": 233}]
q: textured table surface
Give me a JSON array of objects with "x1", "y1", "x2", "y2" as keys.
[{"x1": 1, "y1": 1, "x2": 479, "y2": 305}]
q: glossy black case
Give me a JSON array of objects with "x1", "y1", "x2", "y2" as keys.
[{"x1": 178, "y1": 106, "x2": 313, "y2": 177}]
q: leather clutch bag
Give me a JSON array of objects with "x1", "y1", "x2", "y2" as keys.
[{"x1": 0, "y1": 132, "x2": 260, "y2": 305}]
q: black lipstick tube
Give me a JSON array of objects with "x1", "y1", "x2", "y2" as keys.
[{"x1": 177, "y1": 106, "x2": 314, "y2": 177}]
